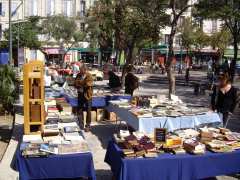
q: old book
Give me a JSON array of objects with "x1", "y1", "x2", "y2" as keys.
[{"x1": 58, "y1": 142, "x2": 90, "y2": 154}]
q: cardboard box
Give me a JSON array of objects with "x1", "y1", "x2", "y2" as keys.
[
  {"x1": 30, "y1": 104, "x2": 41, "y2": 122},
  {"x1": 97, "y1": 109, "x2": 105, "y2": 121},
  {"x1": 107, "y1": 111, "x2": 117, "y2": 121},
  {"x1": 83, "y1": 111, "x2": 97, "y2": 124},
  {"x1": 32, "y1": 85, "x2": 41, "y2": 99}
]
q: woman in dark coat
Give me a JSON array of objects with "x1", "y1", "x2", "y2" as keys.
[{"x1": 211, "y1": 73, "x2": 238, "y2": 127}]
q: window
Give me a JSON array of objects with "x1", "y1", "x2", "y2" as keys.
[
  {"x1": 80, "y1": 0, "x2": 86, "y2": 16},
  {"x1": 11, "y1": 2, "x2": 18, "y2": 17},
  {"x1": 80, "y1": 23, "x2": 85, "y2": 31},
  {"x1": 29, "y1": 0, "x2": 38, "y2": 16},
  {"x1": 0, "y1": 2, "x2": 5, "y2": 16},
  {"x1": 63, "y1": 0, "x2": 73, "y2": 17},
  {"x1": 164, "y1": 34, "x2": 170, "y2": 44},
  {"x1": 212, "y1": 20, "x2": 217, "y2": 33},
  {"x1": 47, "y1": 0, "x2": 55, "y2": 16}
]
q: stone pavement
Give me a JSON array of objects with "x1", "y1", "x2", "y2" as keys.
[{"x1": 0, "y1": 114, "x2": 13, "y2": 161}]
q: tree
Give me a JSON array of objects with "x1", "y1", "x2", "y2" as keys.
[
  {"x1": 209, "y1": 27, "x2": 231, "y2": 60},
  {"x1": 0, "y1": 65, "x2": 18, "y2": 114},
  {"x1": 87, "y1": 0, "x2": 168, "y2": 65},
  {"x1": 193, "y1": 28, "x2": 210, "y2": 50},
  {"x1": 196, "y1": 0, "x2": 240, "y2": 81},
  {"x1": 179, "y1": 17, "x2": 197, "y2": 51},
  {"x1": 2, "y1": 16, "x2": 42, "y2": 63},
  {"x1": 42, "y1": 15, "x2": 85, "y2": 64},
  {"x1": 3, "y1": 16, "x2": 41, "y2": 50},
  {"x1": 166, "y1": 0, "x2": 194, "y2": 97},
  {"x1": 86, "y1": 0, "x2": 115, "y2": 63}
]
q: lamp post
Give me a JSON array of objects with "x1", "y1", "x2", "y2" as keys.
[{"x1": 9, "y1": 0, "x2": 13, "y2": 65}]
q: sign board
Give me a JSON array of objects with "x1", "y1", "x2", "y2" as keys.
[
  {"x1": 154, "y1": 128, "x2": 167, "y2": 144},
  {"x1": 18, "y1": 48, "x2": 25, "y2": 66}
]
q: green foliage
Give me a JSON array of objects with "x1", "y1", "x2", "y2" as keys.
[
  {"x1": 3, "y1": 16, "x2": 42, "y2": 49},
  {"x1": 209, "y1": 28, "x2": 231, "y2": 54},
  {"x1": 0, "y1": 65, "x2": 18, "y2": 113},
  {"x1": 86, "y1": 0, "x2": 114, "y2": 50},
  {"x1": 195, "y1": 0, "x2": 240, "y2": 79},
  {"x1": 42, "y1": 15, "x2": 85, "y2": 49},
  {"x1": 179, "y1": 18, "x2": 197, "y2": 50},
  {"x1": 87, "y1": 0, "x2": 168, "y2": 63},
  {"x1": 193, "y1": 28, "x2": 210, "y2": 49}
]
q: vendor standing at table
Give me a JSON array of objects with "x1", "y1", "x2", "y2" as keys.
[
  {"x1": 211, "y1": 73, "x2": 238, "y2": 127},
  {"x1": 108, "y1": 71, "x2": 121, "y2": 91},
  {"x1": 75, "y1": 64, "x2": 93, "y2": 132},
  {"x1": 125, "y1": 65, "x2": 139, "y2": 96}
]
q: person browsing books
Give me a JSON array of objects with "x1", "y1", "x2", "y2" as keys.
[{"x1": 75, "y1": 64, "x2": 93, "y2": 132}]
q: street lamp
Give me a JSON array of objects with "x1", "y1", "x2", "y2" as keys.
[
  {"x1": 8, "y1": 0, "x2": 23, "y2": 66},
  {"x1": 9, "y1": 0, "x2": 12, "y2": 65}
]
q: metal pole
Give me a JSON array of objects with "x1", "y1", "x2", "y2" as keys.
[
  {"x1": 17, "y1": 13, "x2": 19, "y2": 55},
  {"x1": 9, "y1": 0, "x2": 13, "y2": 65}
]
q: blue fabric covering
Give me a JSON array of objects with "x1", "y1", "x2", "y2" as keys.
[
  {"x1": 16, "y1": 150, "x2": 96, "y2": 180},
  {"x1": 64, "y1": 94, "x2": 131, "y2": 108},
  {"x1": 0, "y1": 51, "x2": 9, "y2": 65},
  {"x1": 106, "y1": 103, "x2": 222, "y2": 133},
  {"x1": 105, "y1": 141, "x2": 240, "y2": 180}
]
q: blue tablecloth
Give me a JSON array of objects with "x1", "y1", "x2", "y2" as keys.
[
  {"x1": 64, "y1": 94, "x2": 131, "y2": 108},
  {"x1": 105, "y1": 141, "x2": 240, "y2": 180},
  {"x1": 106, "y1": 103, "x2": 222, "y2": 133},
  {"x1": 15, "y1": 150, "x2": 96, "y2": 180}
]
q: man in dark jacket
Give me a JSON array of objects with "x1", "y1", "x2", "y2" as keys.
[
  {"x1": 125, "y1": 65, "x2": 139, "y2": 96},
  {"x1": 108, "y1": 71, "x2": 121, "y2": 91}
]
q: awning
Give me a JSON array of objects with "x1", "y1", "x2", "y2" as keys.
[
  {"x1": 224, "y1": 49, "x2": 240, "y2": 58},
  {"x1": 44, "y1": 48, "x2": 61, "y2": 55},
  {"x1": 70, "y1": 48, "x2": 99, "y2": 53}
]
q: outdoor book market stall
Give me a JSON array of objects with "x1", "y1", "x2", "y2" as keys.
[
  {"x1": 106, "y1": 97, "x2": 221, "y2": 133},
  {"x1": 15, "y1": 61, "x2": 96, "y2": 180},
  {"x1": 104, "y1": 96, "x2": 240, "y2": 180},
  {"x1": 63, "y1": 92, "x2": 131, "y2": 108},
  {"x1": 105, "y1": 127, "x2": 240, "y2": 180}
]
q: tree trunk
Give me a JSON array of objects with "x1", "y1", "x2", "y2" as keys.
[
  {"x1": 230, "y1": 38, "x2": 238, "y2": 82},
  {"x1": 167, "y1": 26, "x2": 177, "y2": 99},
  {"x1": 126, "y1": 43, "x2": 135, "y2": 65}
]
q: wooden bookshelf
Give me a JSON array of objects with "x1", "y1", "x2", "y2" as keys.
[{"x1": 23, "y1": 61, "x2": 45, "y2": 135}]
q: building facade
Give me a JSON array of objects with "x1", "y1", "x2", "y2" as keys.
[
  {"x1": 0, "y1": 0, "x2": 96, "y2": 40},
  {"x1": 160, "y1": 0, "x2": 222, "y2": 48},
  {"x1": 0, "y1": 0, "x2": 96, "y2": 63}
]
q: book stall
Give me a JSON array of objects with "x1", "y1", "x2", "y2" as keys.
[
  {"x1": 105, "y1": 127, "x2": 240, "y2": 180},
  {"x1": 15, "y1": 61, "x2": 96, "y2": 180},
  {"x1": 106, "y1": 95, "x2": 221, "y2": 133}
]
